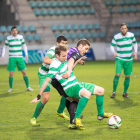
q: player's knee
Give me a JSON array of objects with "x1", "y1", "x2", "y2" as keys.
[
  {"x1": 42, "y1": 92, "x2": 50, "y2": 104},
  {"x1": 101, "y1": 88, "x2": 105, "y2": 95},
  {"x1": 84, "y1": 91, "x2": 91, "y2": 99}
]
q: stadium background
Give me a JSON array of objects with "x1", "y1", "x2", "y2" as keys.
[{"x1": 0, "y1": 0, "x2": 140, "y2": 65}]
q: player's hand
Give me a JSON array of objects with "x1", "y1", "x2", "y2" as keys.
[
  {"x1": 133, "y1": 52, "x2": 137, "y2": 60},
  {"x1": 77, "y1": 56, "x2": 87, "y2": 64},
  {"x1": 79, "y1": 60, "x2": 85, "y2": 65},
  {"x1": 30, "y1": 97, "x2": 40, "y2": 104},
  {"x1": 25, "y1": 55, "x2": 28, "y2": 61},
  {"x1": 113, "y1": 53, "x2": 117, "y2": 58},
  {"x1": 1, "y1": 57, "x2": 4, "y2": 62},
  {"x1": 62, "y1": 70, "x2": 71, "y2": 79}
]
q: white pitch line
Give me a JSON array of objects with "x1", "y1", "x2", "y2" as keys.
[
  {"x1": 0, "y1": 83, "x2": 40, "y2": 87},
  {"x1": 0, "y1": 89, "x2": 39, "y2": 91}
]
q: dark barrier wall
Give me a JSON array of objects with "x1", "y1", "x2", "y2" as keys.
[{"x1": 0, "y1": 0, "x2": 19, "y2": 26}]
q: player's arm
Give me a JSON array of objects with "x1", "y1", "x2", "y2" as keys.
[
  {"x1": 30, "y1": 77, "x2": 52, "y2": 103},
  {"x1": 132, "y1": 36, "x2": 138, "y2": 60},
  {"x1": 110, "y1": 37, "x2": 117, "y2": 58},
  {"x1": 22, "y1": 37, "x2": 28, "y2": 61},
  {"x1": 1, "y1": 38, "x2": 9, "y2": 62},
  {"x1": 30, "y1": 60, "x2": 58, "y2": 103},
  {"x1": 62, "y1": 52, "x2": 81, "y2": 79},
  {"x1": 43, "y1": 48, "x2": 55, "y2": 64}
]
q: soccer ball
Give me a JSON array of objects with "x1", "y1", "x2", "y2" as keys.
[{"x1": 107, "y1": 115, "x2": 122, "y2": 129}]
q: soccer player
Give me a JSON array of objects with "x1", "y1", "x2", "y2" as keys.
[
  {"x1": 110, "y1": 23, "x2": 138, "y2": 98},
  {"x1": 31, "y1": 44, "x2": 113, "y2": 129},
  {"x1": 30, "y1": 35, "x2": 69, "y2": 125},
  {"x1": 1, "y1": 26, "x2": 33, "y2": 92}
]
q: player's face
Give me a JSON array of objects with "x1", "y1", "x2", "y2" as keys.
[
  {"x1": 120, "y1": 25, "x2": 128, "y2": 36},
  {"x1": 56, "y1": 51, "x2": 67, "y2": 62},
  {"x1": 79, "y1": 44, "x2": 89, "y2": 56},
  {"x1": 57, "y1": 40, "x2": 67, "y2": 46},
  {"x1": 11, "y1": 28, "x2": 18, "y2": 36}
]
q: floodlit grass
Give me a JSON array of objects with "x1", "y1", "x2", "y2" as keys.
[{"x1": 0, "y1": 61, "x2": 140, "y2": 140}]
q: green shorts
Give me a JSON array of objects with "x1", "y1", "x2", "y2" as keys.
[
  {"x1": 79, "y1": 82, "x2": 95, "y2": 95},
  {"x1": 38, "y1": 75, "x2": 51, "y2": 92},
  {"x1": 115, "y1": 58, "x2": 133, "y2": 76},
  {"x1": 65, "y1": 84, "x2": 84, "y2": 99},
  {"x1": 7, "y1": 57, "x2": 26, "y2": 71}
]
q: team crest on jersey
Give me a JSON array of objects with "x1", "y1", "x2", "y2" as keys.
[{"x1": 129, "y1": 39, "x2": 131, "y2": 42}]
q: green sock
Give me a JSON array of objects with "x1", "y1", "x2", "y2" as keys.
[
  {"x1": 23, "y1": 76, "x2": 29, "y2": 88},
  {"x1": 74, "y1": 96, "x2": 89, "y2": 119},
  {"x1": 123, "y1": 77, "x2": 130, "y2": 93},
  {"x1": 57, "y1": 96, "x2": 66, "y2": 113},
  {"x1": 113, "y1": 75, "x2": 120, "y2": 93},
  {"x1": 9, "y1": 77, "x2": 13, "y2": 89},
  {"x1": 96, "y1": 95, "x2": 104, "y2": 116},
  {"x1": 32, "y1": 101, "x2": 44, "y2": 119}
]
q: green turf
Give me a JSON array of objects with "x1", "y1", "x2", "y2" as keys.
[{"x1": 0, "y1": 61, "x2": 140, "y2": 140}]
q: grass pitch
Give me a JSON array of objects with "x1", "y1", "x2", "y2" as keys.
[{"x1": 0, "y1": 61, "x2": 140, "y2": 140}]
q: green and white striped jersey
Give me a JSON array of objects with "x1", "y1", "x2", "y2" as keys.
[
  {"x1": 110, "y1": 32, "x2": 137, "y2": 61},
  {"x1": 38, "y1": 46, "x2": 56, "y2": 76},
  {"x1": 47, "y1": 58, "x2": 78, "y2": 91},
  {"x1": 4, "y1": 34, "x2": 25, "y2": 58}
]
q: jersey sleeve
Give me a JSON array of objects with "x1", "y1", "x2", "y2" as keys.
[
  {"x1": 70, "y1": 52, "x2": 81, "y2": 62},
  {"x1": 110, "y1": 37, "x2": 116, "y2": 47},
  {"x1": 22, "y1": 36, "x2": 25, "y2": 45},
  {"x1": 46, "y1": 47, "x2": 55, "y2": 58},
  {"x1": 132, "y1": 35, "x2": 137, "y2": 44},
  {"x1": 5, "y1": 38, "x2": 9, "y2": 46}
]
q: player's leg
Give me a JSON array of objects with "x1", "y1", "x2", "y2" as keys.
[
  {"x1": 51, "y1": 79, "x2": 69, "y2": 120},
  {"x1": 30, "y1": 77, "x2": 50, "y2": 125},
  {"x1": 65, "y1": 85, "x2": 91, "y2": 128},
  {"x1": 17, "y1": 57, "x2": 33, "y2": 91},
  {"x1": 31, "y1": 91, "x2": 50, "y2": 125},
  {"x1": 111, "y1": 59, "x2": 123, "y2": 98},
  {"x1": 94, "y1": 85, "x2": 113, "y2": 120},
  {"x1": 7, "y1": 58, "x2": 16, "y2": 92},
  {"x1": 123, "y1": 60, "x2": 132, "y2": 97},
  {"x1": 74, "y1": 87, "x2": 91, "y2": 128}
]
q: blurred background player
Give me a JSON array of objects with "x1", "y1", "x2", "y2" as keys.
[
  {"x1": 1, "y1": 26, "x2": 33, "y2": 92},
  {"x1": 110, "y1": 23, "x2": 138, "y2": 98},
  {"x1": 30, "y1": 35, "x2": 69, "y2": 126}
]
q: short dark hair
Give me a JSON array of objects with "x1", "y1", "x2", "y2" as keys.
[
  {"x1": 55, "y1": 44, "x2": 68, "y2": 56},
  {"x1": 120, "y1": 23, "x2": 128, "y2": 28},
  {"x1": 11, "y1": 26, "x2": 17, "y2": 31},
  {"x1": 57, "y1": 35, "x2": 67, "y2": 43},
  {"x1": 76, "y1": 38, "x2": 90, "y2": 47}
]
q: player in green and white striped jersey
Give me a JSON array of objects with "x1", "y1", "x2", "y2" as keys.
[
  {"x1": 30, "y1": 35, "x2": 69, "y2": 124},
  {"x1": 110, "y1": 23, "x2": 138, "y2": 98},
  {"x1": 1, "y1": 26, "x2": 33, "y2": 92},
  {"x1": 31, "y1": 44, "x2": 113, "y2": 129}
]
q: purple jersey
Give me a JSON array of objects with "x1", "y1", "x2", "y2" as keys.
[{"x1": 67, "y1": 47, "x2": 79, "y2": 61}]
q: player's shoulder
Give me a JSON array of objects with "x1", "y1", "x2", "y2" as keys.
[
  {"x1": 49, "y1": 46, "x2": 56, "y2": 51},
  {"x1": 114, "y1": 33, "x2": 121, "y2": 39},
  {"x1": 6, "y1": 35, "x2": 12, "y2": 40},
  {"x1": 127, "y1": 32, "x2": 134, "y2": 37},
  {"x1": 50, "y1": 58, "x2": 62, "y2": 68},
  {"x1": 17, "y1": 34, "x2": 24, "y2": 39}
]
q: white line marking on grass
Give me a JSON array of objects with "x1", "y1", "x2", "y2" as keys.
[
  {"x1": 0, "y1": 83, "x2": 40, "y2": 87},
  {"x1": 106, "y1": 90, "x2": 140, "y2": 94},
  {"x1": 0, "y1": 89, "x2": 39, "y2": 91}
]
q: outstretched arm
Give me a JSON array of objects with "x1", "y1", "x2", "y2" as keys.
[{"x1": 30, "y1": 77, "x2": 52, "y2": 103}]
